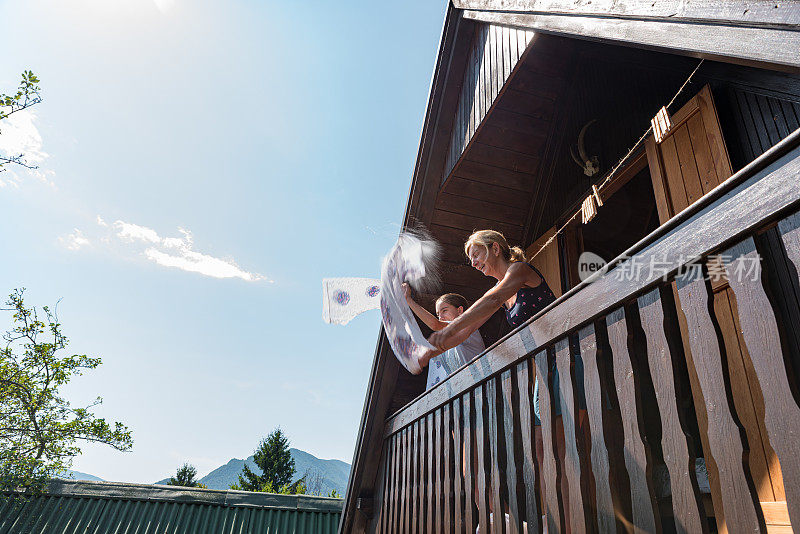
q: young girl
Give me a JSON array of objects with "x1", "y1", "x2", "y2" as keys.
[{"x1": 402, "y1": 284, "x2": 485, "y2": 389}]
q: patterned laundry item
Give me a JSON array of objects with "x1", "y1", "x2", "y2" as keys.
[
  {"x1": 321, "y1": 278, "x2": 381, "y2": 325},
  {"x1": 379, "y1": 233, "x2": 438, "y2": 375}
]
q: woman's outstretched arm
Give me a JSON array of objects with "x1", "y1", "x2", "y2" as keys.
[{"x1": 427, "y1": 262, "x2": 535, "y2": 353}]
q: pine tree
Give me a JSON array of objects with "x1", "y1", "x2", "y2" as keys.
[
  {"x1": 236, "y1": 428, "x2": 295, "y2": 492},
  {"x1": 168, "y1": 463, "x2": 202, "y2": 487}
]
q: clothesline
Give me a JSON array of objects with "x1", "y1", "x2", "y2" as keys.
[{"x1": 526, "y1": 59, "x2": 705, "y2": 264}]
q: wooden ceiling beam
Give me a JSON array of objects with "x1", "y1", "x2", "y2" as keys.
[
  {"x1": 431, "y1": 208, "x2": 525, "y2": 242},
  {"x1": 442, "y1": 176, "x2": 532, "y2": 209},
  {"x1": 454, "y1": 158, "x2": 537, "y2": 191},
  {"x1": 464, "y1": 142, "x2": 542, "y2": 175},
  {"x1": 435, "y1": 191, "x2": 528, "y2": 225},
  {"x1": 461, "y1": 8, "x2": 800, "y2": 73},
  {"x1": 494, "y1": 88, "x2": 555, "y2": 119},
  {"x1": 485, "y1": 108, "x2": 551, "y2": 140},
  {"x1": 453, "y1": 0, "x2": 800, "y2": 30}
]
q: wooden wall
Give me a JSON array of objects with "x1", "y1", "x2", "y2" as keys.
[
  {"x1": 715, "y1": 85, "x2": 800, "y2": 171},
  {"x1": 525, "y1": 42, "x2": 800, "y2": 278},
  {"x1": 444, "y1": 23, "x2": 536, "y2": 182}
]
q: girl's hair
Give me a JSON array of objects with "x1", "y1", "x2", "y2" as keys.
[
  {"x1": 435, "y1": 293, "x2": 469, "y2": 310},
  {"x1": 464, "y1": 230, "x2": 526, "y2": 263}
]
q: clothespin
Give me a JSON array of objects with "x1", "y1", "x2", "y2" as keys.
[
  {"x1": 592, "y1": 184, "x2": 603, "y2": 207},
  {"x1": 651, "y1": 106, "x2": 672, "y2": 144},
  {"x1": 581, "y1": 184, "x2": 604, "y2": 224}
]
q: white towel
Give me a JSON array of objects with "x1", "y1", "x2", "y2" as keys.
[
  {"x1": 321, "y1": 278, "x2": 381, "y2": 325},
  {"x1": 379, "y1": 233, "x2": 437, "y2": 375}
]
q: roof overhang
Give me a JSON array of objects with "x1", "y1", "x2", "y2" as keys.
[{"x1": 457, "y1": 0, "x2": 800, "y2": 72}]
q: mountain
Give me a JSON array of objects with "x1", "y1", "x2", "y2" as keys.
[
  {"x1": 58, "y1": 469, "x2": 104, "y2": 482},
  {"x1": 157, "y1": 448, "x2": 351, "y2": 495}
]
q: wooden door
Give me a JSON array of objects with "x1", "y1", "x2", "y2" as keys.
[
  {"x1": 645, "y1": 86, "x2": 785, "y2": 520},
  {"x1": 526, "y1": 226, "x2": 563, "y2": 298}
]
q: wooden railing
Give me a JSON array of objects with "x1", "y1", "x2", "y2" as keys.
[{"x1": 368, "y1": 128, "x2": 800, "y2": 534}]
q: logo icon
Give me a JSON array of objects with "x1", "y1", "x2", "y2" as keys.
[{"x1": 578, "y1": 251, "x2": 607, "y2": 281}]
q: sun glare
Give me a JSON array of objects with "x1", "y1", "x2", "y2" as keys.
[{"x1": 152, "y1": 0, "x2": 175, "y2": 13}]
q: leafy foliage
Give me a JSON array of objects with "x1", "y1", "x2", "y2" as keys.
[
  {"x1": 167, "y1": 463, "x2": 206, "y2": 488},
  {"x1": 233, "y1": 428, "x2": 296, "y2": 493},
  {"x1": 0, "y1": 71, "x2": 42, "y2": 171},
  {"x1": 0, "y1": 289, "x2": 132, "y2": 490}
]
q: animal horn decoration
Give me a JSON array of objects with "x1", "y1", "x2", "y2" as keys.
[{"x1": 570, "y1": 119, "x2": 600, "y2": 177}]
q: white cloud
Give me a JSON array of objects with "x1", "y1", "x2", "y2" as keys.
[
  {"x1": 61, "y1": 218, "x2": 269, "y2": 282},
  {"x1": 0, "y1": 109, "x2": 54, "y2": 188},
  {"x1": 114, "y1": 220, "x2": 161, "y2": 243},
  {"x1": 59, "y1": 229, "x2": 90, "y2": 251},
  {"x1": 111, "y1": 219, "x2": 268, "y2": 282},
  {"x1": 144, "y1": 246, "x2": 267, "y2": 281}
]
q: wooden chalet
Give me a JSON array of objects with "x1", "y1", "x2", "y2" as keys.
[{"x1": 341, "y1": 2, "x2": 800, "y2": 533}]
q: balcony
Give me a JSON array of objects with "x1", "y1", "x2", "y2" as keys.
[{"x1": 369, "y1": 128, "x2": 800, "y2": 533}]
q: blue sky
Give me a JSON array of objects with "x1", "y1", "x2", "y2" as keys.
[{"x1": 0, "y1": 0, "x2": 446, "y2": 483}]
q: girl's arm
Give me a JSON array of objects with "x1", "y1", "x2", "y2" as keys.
[
  {"x1": 402, "y1": 283, "x2": 447, "y2": 331},
  {"x1": 427, "y1": 263, "x2": 537, "y2": 352}
]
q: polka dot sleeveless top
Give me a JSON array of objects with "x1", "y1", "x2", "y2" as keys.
[{"x1": 504, "y1": 263, "x2": 557, "y2": 329}]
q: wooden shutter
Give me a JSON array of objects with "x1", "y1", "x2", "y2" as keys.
[
  {"x1": 646, "y1": 85, "x2": 785, "y2": 514},
  {"x1": 645, "y1": 85, "x2": 733, "y2": 222},
  {"x1": 525, "y1": 226, "x2": 563, "y2": 298}
]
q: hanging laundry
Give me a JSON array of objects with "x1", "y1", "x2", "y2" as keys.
[
  {"x1": 322, "y1": 278, "x2": 382, "y2": 325},
  {"x1": 379, "y1": 233, "x2": 439, "y2": 375}
]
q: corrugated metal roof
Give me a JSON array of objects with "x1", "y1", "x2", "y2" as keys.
[{"x1": 0, "y1": 480, "x2": 342, "y2": 533}]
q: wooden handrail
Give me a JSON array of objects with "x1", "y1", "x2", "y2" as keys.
[{"x1": 385, "y1": 126, "x2": 800, "y2": 437}]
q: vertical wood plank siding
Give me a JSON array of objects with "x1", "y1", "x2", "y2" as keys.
[{"x1": 444, "y1": 23, "x2": 535, "y2": 182}]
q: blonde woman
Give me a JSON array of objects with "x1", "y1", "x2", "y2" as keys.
[{"x1": 422, "y1": 229, "x2": 556, "y2": 359}]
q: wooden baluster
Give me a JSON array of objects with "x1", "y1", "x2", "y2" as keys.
[
  {"x1": 442, "y1": 405, "x2": 452, "y2": 534},
  {"x1": 726, "y1": 234, "x2": 800, "y2": 527},
  {"x1": 454, "y1": 398, "x2": 465, "y2": 533},
  {"x1": 428, "y1": 413, "x2": 435, "y2": 534},
  {"x1": 374, "y1": 439, "x2": 384, "y2": 534},
  {"x1": 464, "y1": 393, "x2": 476, "y2": 534},
  {"x1": 474, "y1": 386, "x2": 491, "y2": 534},
  {"x1": 501, "y1": 368, "x2": 523, "y2": 534},
  {"x1": 403, "y1": 427, "x2": 411, "y2": 534},
  {"x1": 675, "y1": 270, "x2": 764, "y2": 533},
  {"x1": 392, "y1": 433, "x2": 401, "y2": 534},
  {"x1": 435, "y1": 408, "x2": 444, "y2": 534},
  {"x1": 377, "y1": 437, "x2": 391, "y2": 534},
  {"x1": 555, "y1": 337, "x2": 592, "y2": 533},
  {"x1": 516, "y1": 358, "x2": 542, "y2": 533},
  {"x1": 413, "y1": 420, "x2": 421, "y2": 533},
  {"x1": 536, "y1": 347, "x2": 564, "y2": 534},
  {"x1": 578, "y1": 323, "x2": 620, "y2": 534},
  {"x1": 637, "y1": 287, "x2": 708, "y2": 534},
  {"x1": 487, "y1": 378, "x2": 504, "y2": 534},
  {"x1": 606, "y1": 306, "x2": 661, "y2": 534}
]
